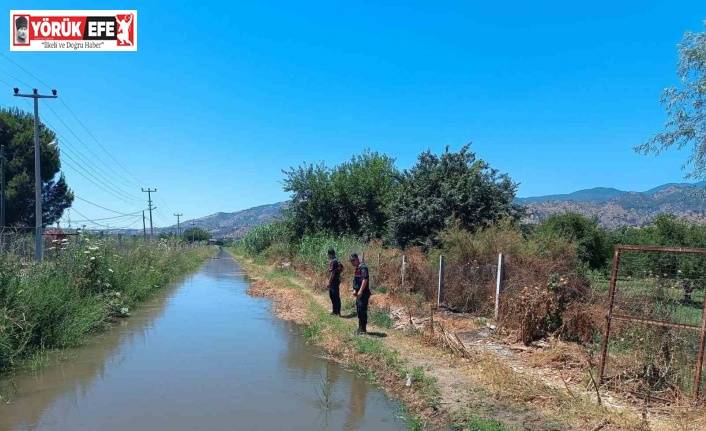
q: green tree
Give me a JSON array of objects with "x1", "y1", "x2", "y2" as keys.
[
  {"x1": 329, "y1": 150, "x2": 399, "y2": 240},
  {"x1": 534, "y1": 213, "x2": 611, "y2": 270},
  {"x1": 635, "y1": 22, "x2": 706, "y2": 179},
  {"x1": 158, "y1": 231, "x2": 178, "y2": 240},
  {"x1": 281, "y1": 149, "x2": 399, "y2": 240},
  {"x1": 0, "y1": 107, "x2": 74, "y2": 227},
  {"x1": 182, "y1": 227, "x2": 211, "y2": 242},
  {"x1": 386, "y1": 144, "x2": 523, "y2": 249}
]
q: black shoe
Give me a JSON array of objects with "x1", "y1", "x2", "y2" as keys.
[{"x1": 356, "y1": 328, "x2": 367, "y2": 335}]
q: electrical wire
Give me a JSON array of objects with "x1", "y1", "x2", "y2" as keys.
[
  {"x1": 0, "y1": 60, "x2": 181, "y2": 226},
  {"x1": 43, "y1": 100, "x2": 139, "y2": 189},
  {"x1": 73, "y1": 196, "x2": 142, "y2": 215},
  {"x1": 0, "y1": 52, "x2": 53, "y2": 90}
]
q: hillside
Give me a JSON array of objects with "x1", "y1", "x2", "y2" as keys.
[
  {"x1": 99, "y1": 182, "x2": 706, "y2": 238},
  {"x1": 515, "y1": 187, "x2": 627, "y2": 204},
  {"x1": 174, "y1": 202, "x2": 289, "y2": 239},
  {"x1": 520, "y1": 183, "x2": 706, "y2": 229}
]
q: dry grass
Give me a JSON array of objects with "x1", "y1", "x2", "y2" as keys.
[{"x1": 235, "y1": 249, "x2": 706, "y2": 431}]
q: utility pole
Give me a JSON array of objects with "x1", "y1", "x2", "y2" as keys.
[
  {"x1": 191, "y1": 221, "x2": 195, "y2": 243},
  {"x1": 141, "y1": 188, "x2": 156, "y2": 236},
  {"x1": 14, "y1": 87, "x2": 58, "y2": 263},
  {"x1": 0, "y1": 144, "x2": 5, "y2": 228},
  {"x1": 174, "y1": 213, "x2": 183, "y2": 237},
  {"x1": 142, "y1": 210, "x2": 147, "y2": 241}
]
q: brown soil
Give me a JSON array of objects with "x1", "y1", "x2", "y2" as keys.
[{"x1": 237, "y1": 256, "x2": 704, "y2": 431}]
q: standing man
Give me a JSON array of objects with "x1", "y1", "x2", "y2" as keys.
[
  {"x1": 327, "y1": 249, "x2": 343, "y2": 316},
  {"x1": 349, "y1": 253, "x2": 370, "y2": 334}
]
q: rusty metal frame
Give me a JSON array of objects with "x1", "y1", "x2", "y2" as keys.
[{"x1": 597, "y1": 244, "x2": 706, "y2": 398}]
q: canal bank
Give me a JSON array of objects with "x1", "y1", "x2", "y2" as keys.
[{"x1": 230, "y1": 250, "x2": 656, "y2": 431}]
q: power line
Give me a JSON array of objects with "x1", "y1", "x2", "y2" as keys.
[
  {"x1": 0, "y1": 100, "x2": 144, "y2": 211},
  {"x1": 155, "y1": 194, "x2": 174, "y2": 214},
  {"x1": 0, "y1": 56, "x2": 145, "y2": 188},
  {"x1": 70, "y1": 207, "x2": 142, "y2": 229},
  {"x1": 61, "y1": 157, "x2": 143, "y2": 206},
  {"x1": 56, "y1": 144, "x2": 143, "y2": 204},
  {"x1": 0, "y1": 77, "x2": 16, "y2": 89},
  {"x1": 58, "y1": 99, "x2": 144, "y2": 186},
  {"x1": 10, "y1": 96, "x2": 143, "y2": 204},
  {"x1": 42, "y1": 100, "x2": 138, "y2": 189},
  {"x1": 73, "y1": 195, "x2": 142, "y2": 215},
  {"x1": 0, "y1": 69, "x2": 31, "y2": 89},
  {"x1": 0, "y1": 52, "x2": 53, "y2": 90},
  {"x1": 70, "y1": 211, "x2": 143, "y2": 222}
]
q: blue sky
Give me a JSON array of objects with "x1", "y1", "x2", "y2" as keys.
[{"x1": 0, "y1": 1, "x2": 705, "y2": 229}]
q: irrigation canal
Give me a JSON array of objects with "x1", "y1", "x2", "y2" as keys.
[{"x1": 0, "y1": 249, "x2": 412, "y2": 431}]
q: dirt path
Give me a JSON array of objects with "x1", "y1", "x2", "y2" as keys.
[{"x1": 236, "y1": 256, "x2": 698, "y2": 431}]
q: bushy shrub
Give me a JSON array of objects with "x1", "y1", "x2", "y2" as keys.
[{"x1": 0, "y1": 234, "x2": 209, "y2": 373}]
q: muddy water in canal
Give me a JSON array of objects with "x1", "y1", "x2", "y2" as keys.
[{"x1": 0, "y1": 250, "x2": 409, "y2": 431}]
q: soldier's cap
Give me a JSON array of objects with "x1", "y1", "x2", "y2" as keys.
[
  {"x1": 15, "y1": 16, "x2": 28, "y2": 29},
  {"x1": 327, "y1": 249, "x2": 335, "y2": 256},
  {"x1": 349, "y1": 253, "x2": 358, "y2": 260}
]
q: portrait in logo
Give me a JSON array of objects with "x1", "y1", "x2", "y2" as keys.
[
  {"x1": 14, "y1": 15, "x2": 29, "y2": 44},
  {"x1": 115, "y1": 13, "x2": 133, "y2": 46}
]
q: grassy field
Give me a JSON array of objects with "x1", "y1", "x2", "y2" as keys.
[{"x1": 0, "y1": 234, "x2": 212, "y2": 375}]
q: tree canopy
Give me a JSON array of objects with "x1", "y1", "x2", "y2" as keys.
[
  {"x1": 636, "y1": 21, "x2": 706, "y2": 179},
  {"x1": 386, "y1": 144, "x2": 523, "y2": 249},
  {"x1": 182, "y1": 227, "x2": 211, "y2": 242},
  {"x1": 533, "y1": 213, "x2": 611, "y2": 270},
  {"x1": 280, "y1": 143, "x2": 523, "y2": 250},
  {"x1": 281, "y1": 149, "x2": 399, "y2": 240},
  {"x1": 0, "y1": 107, "x2": 73, "y2": 227}
]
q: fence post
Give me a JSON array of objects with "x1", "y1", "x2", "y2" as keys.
[
  {"x1": 401, "y1": 254, "x2": 406, "y2": 289},
  {"x1": 438, "y1": 255, "x2": 444, "y2": 307},
  {"x1": 694, "y1": 291, "x2": 706, "y2": 397},
  {"x1": 494, "y1": 253, "x2": 504, "y2": 320},
  {"x1": 430, "y1": 304, "x2": 434, "y2": 335},
  {"x1": 598, "y1": 246, "x2": 621, "y2": 386}
]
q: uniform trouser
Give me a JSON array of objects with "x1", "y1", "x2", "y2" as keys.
[
  {"x1": 355, "y1": 288, "x2": 370, "y2": 331},
  {"x1": 329, "y1": 285, "x2": 341, "y2": 315}
]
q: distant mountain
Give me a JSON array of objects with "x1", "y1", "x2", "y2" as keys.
[
  {"x1": 642, "y1": 181, "x2": 706, "y2": 195},
  {"x1": 173, "y1": 202, "x2": 289, "y2": 239},
  {"x1": 99, "y1": 202, "x2": 288, "y2": 239},
  {"x1": 515, "y1": 187, "x2": 627, "y2": 204},
  {"x1": 520, "y1": 182, "x2": 706, "y2": 229},
  {"x1": 98, "y1": 181, "x2": 706, "y2": 238}
]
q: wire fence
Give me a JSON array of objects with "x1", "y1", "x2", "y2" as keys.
[
  {"x1": 0, "y1": 227, "x2": 196, "y2": 262},
  {"x1": 598, "y1": 245, "x2": 706, "y2": 399}
]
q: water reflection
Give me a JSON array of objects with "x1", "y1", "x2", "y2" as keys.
[
  {"x1": 345, "y1": 376, "x2": 369, "y2": 430},
  {"x1": 0, "y1": 280, "x2": 173, "y2": 431}
]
